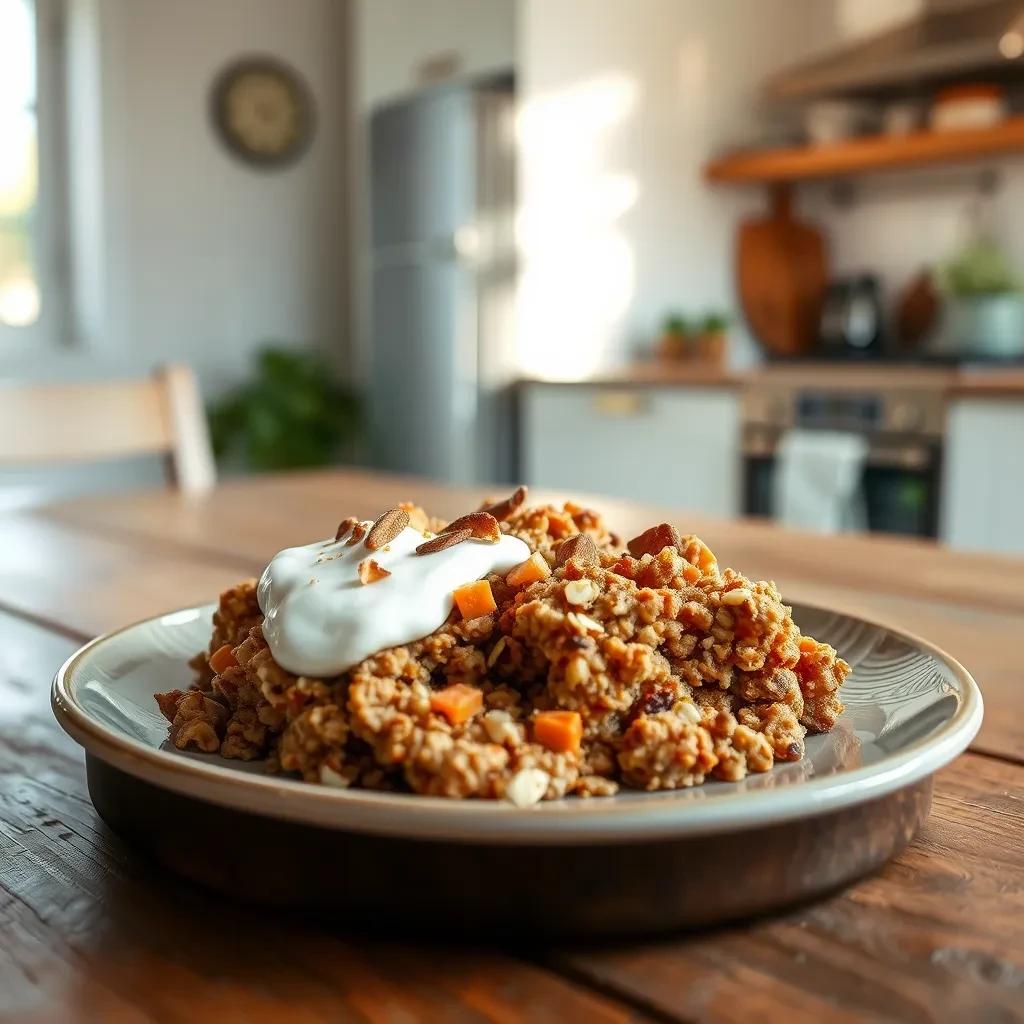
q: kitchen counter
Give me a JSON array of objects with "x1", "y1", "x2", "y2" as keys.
[
  {"x1": 520, "y1": 361, "x2": 742, "y2": 388},
  {"x1": 521, "y1": 361, "x2": 1024, "y2": 395},
  {"x1": 2, "y1": 469, "x2": 1022, "y2": 1022}
]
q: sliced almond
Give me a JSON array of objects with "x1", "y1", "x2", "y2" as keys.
[
  {"x1": 365, "y1": 507, "x2": 410, "y2": 550},
  {"x1": 555, "y1": 533, "x2": 600, "y2": 568},
  {"x1": 627, "y1": 523, "x2": 681, "y2": 558},
  {"x1": 357, "y1": 558, "x2": 391, "y2": 584},
  {"x1": 567, "y1": 611, "x2": 605, "y2": 634},
  {"x1": 344, "y1": 522, "x2": 368, "y2": 546},
  {"x1": 334, "y1": 516, "x2": 358, "y2": 541},
  {"x1": 442, "y1": 510, "x2": 501, "y2": 543},
  {"x1": 416, "y1": 527, "x2": 472, "y2": 555},
  {"x1": 487, "y1": 635, "x2": 508, "y2": 667},
  {"x1": 479, "y1": 485, "x2": 527, "y2": 522}
]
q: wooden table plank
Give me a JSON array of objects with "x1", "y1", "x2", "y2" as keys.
[
  {"x1": 24, "y1": 480, "x2": 1024, "y2": 763},
  {"x1": 4, "y1": 470, "x2": 1024, "y2": 1024},
  {"x1": 0, "y1": 515, "x2": 256, "y2": 639},
  {"x1": 0, "y1": 610, "x2": 644, "y2": 1024},
  {"x1": 43, "y1": 470, "x2": 1024, "y2": 614},
  {"x1": 2, "y1": 608, "x2": 1020, "y2": 1023},
  {"x1": 552, "y1": 752, "x2": 1024, "y2": 1024}
]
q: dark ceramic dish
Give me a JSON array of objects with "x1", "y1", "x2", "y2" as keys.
[{"x1": 53, "y1": 602, "x2": 981, "y2": 937}]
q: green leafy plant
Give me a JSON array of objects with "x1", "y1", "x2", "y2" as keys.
[
  {"x1": 700, "y1": 311, "x2": 731, "y2": 334},
  {"x1": 939, "y1": 238, "x2": 1020, "y2": 298},
  {"x1": 662, "y1": 312, "x2": 692, "y2": 335},
  {"x1": 208, "y1": 346, "x2": 360, "y2": 471}
]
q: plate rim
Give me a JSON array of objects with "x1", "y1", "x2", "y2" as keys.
[{"x1": 51, "y1": 600, "x2": 984, "y2": 845}]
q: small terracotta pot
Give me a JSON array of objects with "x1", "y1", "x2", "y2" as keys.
[
  {"x1": 696, "y1": 331, "x2": 727, "y2": 366},
  {"x1": 657, "y1": 331, "x2": 690, "y2": 361}
]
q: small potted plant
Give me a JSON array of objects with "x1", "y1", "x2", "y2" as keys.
[
  {"x1": 657, "y1": 313, "x2": 692, "y2": 361},
  {"x1": 937, "y1": 237, "x2": 1024, "y2": 358},
  {"x1": 696, "y1": 312, "x2": 730, "y2": 366},
  {"x1": 208, "y1": 345, "x2": 361, "y2": 472}
]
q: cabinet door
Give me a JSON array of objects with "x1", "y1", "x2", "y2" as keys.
[
  {"x1": 520, "y1": 385, "x2": 740, "y2": 516},
  {"x1": 942, "y1": 398, "x2": 1024, "y2": 554}
]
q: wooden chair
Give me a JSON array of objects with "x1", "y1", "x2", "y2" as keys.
[{"x1": 0, "y1": 364, "x2": 216, "y2": 494}]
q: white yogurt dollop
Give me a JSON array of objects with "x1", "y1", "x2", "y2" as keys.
[{"x1": 258, "y1": 523, "x2": 529, "y2": 677}]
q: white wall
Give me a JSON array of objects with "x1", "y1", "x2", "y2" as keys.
[
  {"x1": 515, "y1": 0, "x2": 838, "y2": 377},
  {"x1": 515, "y1": 0, "x2": 1024, "y2": 375},
  {"x1": 13, "y1": 0, "x2": 349, "y2": 392}
]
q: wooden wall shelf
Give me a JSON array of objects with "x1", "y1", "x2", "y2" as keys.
[{"x1": 705, "y1": 116, "x2": 1024, "y2": 185}]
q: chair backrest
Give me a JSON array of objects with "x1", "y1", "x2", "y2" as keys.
[{"x1": 0, "y1": 364, "x2": 216, "y2": 494}]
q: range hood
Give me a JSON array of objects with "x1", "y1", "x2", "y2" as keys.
[{"x1": 766, "y1": 0, "x2": 1024, "y2": 100}]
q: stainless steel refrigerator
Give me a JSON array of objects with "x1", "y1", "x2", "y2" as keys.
[{"x1": 368, "y1": 76, "x2": 517, "y2": 485}]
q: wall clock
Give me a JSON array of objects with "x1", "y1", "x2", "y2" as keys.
[{"x1": 210, "y1": 57, "x2": 315, "y2": 168}]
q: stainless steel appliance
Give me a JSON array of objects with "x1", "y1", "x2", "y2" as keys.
[
  {"x1": 819, "y1": 275, "x2": 884, "y2": 357},
  {"x1": 766, "y1": 0, "x2": 1024, "y2": 100},
  {"x1": 742, "y1": 369, "x2": 948, "y2": 537},
  {"x1": 368, "y1": 76, "x2": 517, "y2": 485}
]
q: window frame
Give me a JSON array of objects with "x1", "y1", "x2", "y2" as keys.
[{"x1": 0, "y1": 0, "x2": 69, "y2": 352}]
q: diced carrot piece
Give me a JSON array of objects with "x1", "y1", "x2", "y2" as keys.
[
  {"x1": 453, "y1": 579, "x2": 497, "y2": 619},
  {"x1": 209, "y1": 643, "x2": 237, "y2": 675},
  {"x1": 430, "y1": 683, "x2": 483, "y2": 725},
  {"x1": 533, "y1": 710, "x2": 583, "y2": 755},
  {"x1": 681, "y1": 563, "x2": 700, "y2": 584},
  {"x1": 506, "y1": 552, "x2": 551, "y2": 588}
]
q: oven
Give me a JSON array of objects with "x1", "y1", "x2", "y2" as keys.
[{"x1": 742, "y1": 376, "x2": 946, "y2": 538}]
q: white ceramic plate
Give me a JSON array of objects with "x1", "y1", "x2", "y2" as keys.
[{"x1": 52, "y1": 601, "x2": 982, "y2": 845}]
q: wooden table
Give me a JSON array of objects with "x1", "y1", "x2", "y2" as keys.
[{"x1": 2, "y1": 469, "x2": 1022, "y2": 1023}]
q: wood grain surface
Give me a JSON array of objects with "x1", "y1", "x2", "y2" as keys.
[
  {"x1": 33, "y1": 471, "x2": 1024, "y2": 762},
  {"x1": 2, "y1": 469, "x2": 1022, "y2": 1024}
]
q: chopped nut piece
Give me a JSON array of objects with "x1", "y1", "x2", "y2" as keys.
[
  {"x1": 676, "y1": 701, "x2": 701, "y2": 725},
  {"x1": 482, "y1": 709, "x2": 521, "y2": 746},
  {"x1": 320, "y1": 763, "x2": 353, "y2": 788},
  {"x1": 442, "y1": 510, "x2": 502, "y2": 542},
  {"x1": 564, "y1": 578, "x2": 599, "y2": 606},
  {"x1": 566, "y1": 611, "x2": 604, "y2": 634},
  {"x1": 564, "y1": 655, "x2": 590, "y2": 687},
  {"x1": 334, "y1": 516, "x2": 358, "y2": 541},
  {"x1": 416, "y1": 527, "x2": 472, "y2": 555},
  {"x1": 480, "y1": 485, "x2": 528, "y2": 522},
  {"x1": 366, "y1": 507, "x2": 411, "y2": 550},
  {"x1": 344, "y1": 522, "x2": 368, "y2": 546},
  {"x1": 627, "y1": 523, "x2": 681, "y2": 558},
  {"x1": 357, "y1": 558, "x2": 391, "y2": 584},
  {"x1": 722, "y1": 588, "x2": 753, "y2": 606},
  {"x1": 505, "y1": 767, "x2": 550, "y2": 807},
  {"x1": 556, "y1": 533, "x2": 600, "y2": 568},
  {"x1": 486, "y1": 635, "x2": 508, "y2": 667}
]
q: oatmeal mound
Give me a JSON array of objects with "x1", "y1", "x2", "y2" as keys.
[{"x1": 156, "y1": 490, "x2": 850, "y2": 803}]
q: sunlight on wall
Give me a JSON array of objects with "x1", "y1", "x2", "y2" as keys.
[{"x1": 515, "y1": 73, "x2": 639, "y2": 380}]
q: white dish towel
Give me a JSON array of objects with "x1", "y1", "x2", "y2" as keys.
[{"x1": 773, "y1": 429, "x2": 868, "y2": 534}]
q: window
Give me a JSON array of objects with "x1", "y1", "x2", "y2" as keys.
[{"x1": 0, "y1": 0, "x2": 64, "y2": 345}]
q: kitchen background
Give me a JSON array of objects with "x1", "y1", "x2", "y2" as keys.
[{"x1": 2, "y1": 0, "x2": 1024, "y2": 554}]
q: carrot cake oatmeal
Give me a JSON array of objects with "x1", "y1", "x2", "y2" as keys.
[{"x1": 155, "y1": 488, "x2": 851, "y2": 805}]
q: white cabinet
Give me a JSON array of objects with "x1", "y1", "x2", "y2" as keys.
[
  {"x1": 519, "y1": 384, "x2": 741, "y2": 516},
  {"x1": 942, "y1": 398, "x2": 1024, "y2": 554}
]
